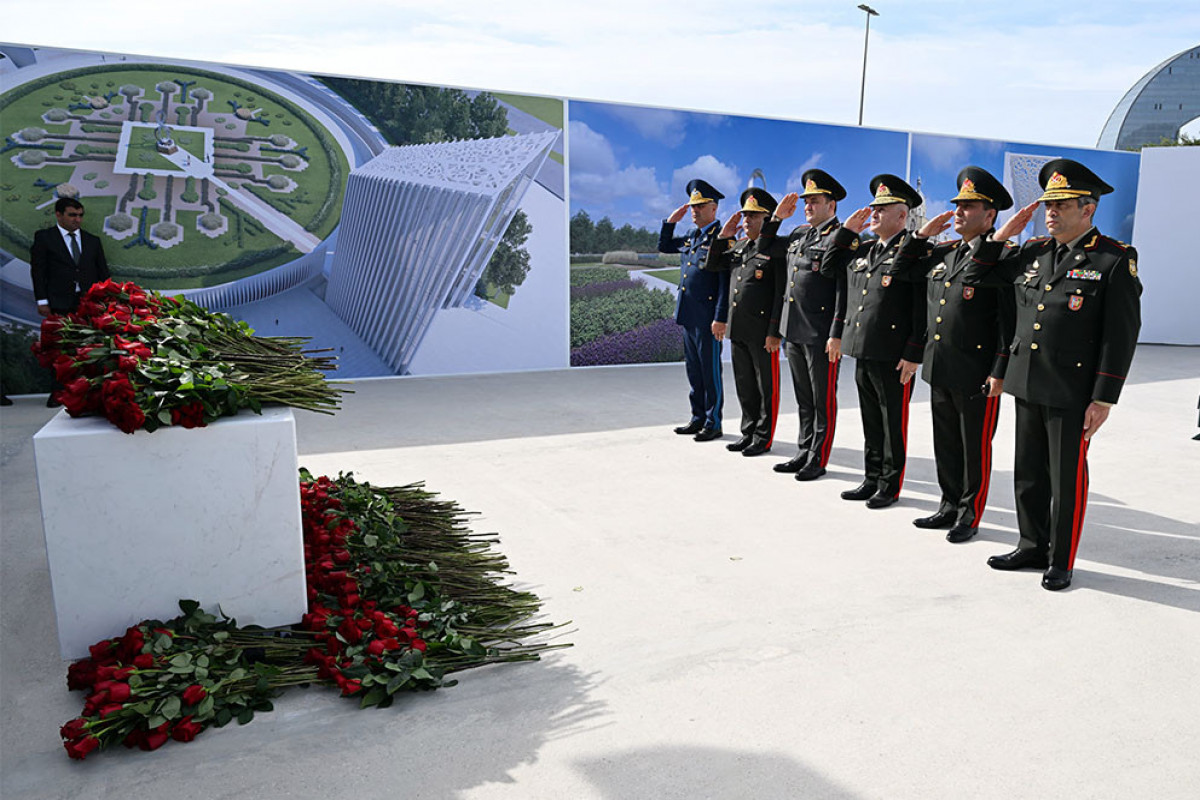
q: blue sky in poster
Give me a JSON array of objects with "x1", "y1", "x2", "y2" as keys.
[
  {"x1": 569, "y1": 102, "x2": 908, "y2": 233},
  {"x1": 910, "y1": 134, "x2": 1141, "y2": 244}
]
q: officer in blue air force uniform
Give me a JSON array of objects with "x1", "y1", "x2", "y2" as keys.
[
  {"x1": 660, "y1": 179, "x2": 729, "y2": 442},
  {"x1": 964, "y1": 158, "x2": 1142, "y2": 591}
]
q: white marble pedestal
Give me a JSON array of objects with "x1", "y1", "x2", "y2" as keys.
[{"x1": 33, "y1": 407, "x2": 307, "y2": 660}]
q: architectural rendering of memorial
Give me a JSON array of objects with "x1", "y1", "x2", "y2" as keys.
[{"x1": 325, "y1": 131, "x2": 558, "y2": 374}]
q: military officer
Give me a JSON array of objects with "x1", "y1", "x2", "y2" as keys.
[
  {"x1": 757, "y1": 169, "x2": 859, "y2": 481},
  {"x1": 966, "y1": 159, "x2": 1141, "y2": 590},
  {"x1": 837, "y1": 175, "x2": 927, "y2": 509},
  {"x1": 660, "y1": 179, "x2": 728, "y2": 442},
  {"x1": 898, "y1": 167, "x2": 1014, "y2": 542},
  {"x1": 705, "y1": 188, "x2": 787, "y2": 457}
]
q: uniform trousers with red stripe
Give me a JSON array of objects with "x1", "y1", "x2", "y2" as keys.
[
  {"x1": 1013, "y1": 397, "x2": 1090, "y2": 570},
  {"x1": 929, "y1": 386, "x2": 1000, "y2": 529},
  {"x1": 730, "y1": 338, "x2": 779, "y2": 447},
  {"x1": 854, "y1": 358, "x2": 913, "y2": 498},
  {"x1": 784, "y1": 341, "x2": 839, "y2": 469}
]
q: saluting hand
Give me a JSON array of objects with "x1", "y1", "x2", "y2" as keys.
[
  {"x1": 992, "y1": 201, "x2": 1038, "y2": 242},
  {"x1": 919, "y1": 210, "x2": 954, "y2": 239},
  {"x1": 667, "y1": 204, "x2": 689, "y2": 224},
  {"x1": 720, "y1": 212, "x2": 743, "y2": 239},
  {"x1": 844, "y1": 206, "x2": 872, "y2": 234},
  {"x1": 774, "y1": 193, "x2": 799, "y2": 221}
]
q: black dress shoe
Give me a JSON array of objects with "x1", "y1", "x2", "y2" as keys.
[
  {"x1": 46, "y1": 395, "x2": 62, "y2": 408},
  {"x1": 726, "y1": 436, "x2": 753, "y2": 452},
  {"x1": 674, "y1": 420, "x2": 704, "y2": 435},
  {"x1": 0, "y1": 395, "x2": 12, "y2": 406},
  {"x1": 795, "y1": 463, "x2": 826, "y2": 482},
  {"x1": 693, "y1": 427, "x2": 723, "y2": 442},
  {"x1": 946, "y1": 523, "x2": 978, "y2": 543},
  {"x1": 741, "y1": 442, "x2": 770, "y2": 457},
  {"x1": 1042, "y1": 566, "x2": 1073, "y2": 591},
  {"x1": 840, "y1": 480, "x2": 875, "y2": 501},
  {"x1": 773, "y1": 455, "x2": 807, "y2": 473},
  {"x1": 913, "y1": 509, "x2": 956, "y2": 529},
  {"x1": 865, "y1": 491, "x2": 899, "y2": 509},
  {"x1": 987, "y1": 548, "x2": 1049, "y2": 571}
]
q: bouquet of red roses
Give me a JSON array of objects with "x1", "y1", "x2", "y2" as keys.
[{"x1": 32, "y1": 280, "x2": 342, "y2": 433}]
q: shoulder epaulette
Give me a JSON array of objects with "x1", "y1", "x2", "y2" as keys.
[{"x1": 1092, "y1": 233, "x2": 1128, "y2": 252}]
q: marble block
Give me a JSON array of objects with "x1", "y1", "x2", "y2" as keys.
[{"x1": 33, "y1": 406, "x2": 307, "y2": 660}]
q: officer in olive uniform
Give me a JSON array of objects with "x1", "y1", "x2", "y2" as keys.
[
  {"x1": 837, "y1": 175, "x2": 927, "y2": 509},
  {"x1": 704, "y1": 188, "x2": 788, "y2": 457},
  {"x1": 660, "y1": 179, "x2": 728, "y2": 441},
  {"x1": 756, "y1": 169, "x2": 859, "y2": 481},
  {"x1": 897, "y1": 167, "x2": 1015, "y2": 542},
  {"x1": 965, "y1": 159, "x2": 1141, "y2": 591}
]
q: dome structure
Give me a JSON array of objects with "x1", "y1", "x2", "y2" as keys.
[{"x1": 1098, "y1": 46, "x2": 1200, "y2": 150}]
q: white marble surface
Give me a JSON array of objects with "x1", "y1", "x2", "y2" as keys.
[{"x1": 33, "y1": 406, "x2": 307, "y2": 659}]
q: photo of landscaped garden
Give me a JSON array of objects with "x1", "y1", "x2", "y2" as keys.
[{"x1": 0, "y1": 64, "x2": 349, "y2": 289}]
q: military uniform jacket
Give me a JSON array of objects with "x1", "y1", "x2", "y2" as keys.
[
  {"x1": 839, "y1": 232, "x2": 926, "y2": 363},
  {"x1": 705, "y1": 235, "x2": 787, "y2": 345},
  {"x1": 758, "y1": 217, "x2": 857, "y2": 345},
  {"x1": 964, "y1": 229, "x2": 1141, "y2": 408},
  {"x1": 659, "y1": 220, "x2": 728, "y2": 329},
  {"x1": 896, "y1": 233, "x2": 1014, "y2": 391}
]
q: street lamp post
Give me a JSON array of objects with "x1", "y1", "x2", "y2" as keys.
[{"x1": 857, "y1": 4, "x2": 879, "y2": 126}]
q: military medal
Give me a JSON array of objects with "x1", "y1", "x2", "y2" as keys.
[
  {"x1": 962, "y1": 287, "x2": 974, "y2": 300},
  {"x1": 1068, "y1": 296, "x2": 1084, "y2": 311},
  {"x1": 881, "y1": 275, "x2": 892, "y2": 287}
]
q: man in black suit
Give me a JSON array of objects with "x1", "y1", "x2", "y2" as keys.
[
  {"x1": 898, "y1": 167, "x2": 1014, "y2": 543},
  {"x1": 966, "y1": 159, "x2": 1141, "y2": 591},
  {"x1": 705, "y1": 188, "x2": 787, "y2": 457},
  {"x1": 756, "y1": 170, "x2": 859, "y2": 481},
  {"x1": 837, "y1": 175, "x2": 926, "y2": 509},
  {"x1": 30, "y1": 197, "x2": 110, "y2": 406}
]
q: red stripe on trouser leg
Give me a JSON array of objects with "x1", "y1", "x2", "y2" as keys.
[
  {"x1": 1068, "y1": 434, "x2": 1091, "y2": 569},
  {"x1": 895, "y1": 379, "x2": 914, "y2": 495},
  {"x1": 765, "y1": 348, "x2": 780, "y2": 448},
  {"x1": 819, "y1": 359, "x2": 839, "y2": 467},
  {"x1": 972, "y1": 394, "x2": 1001, "y2": 524}
]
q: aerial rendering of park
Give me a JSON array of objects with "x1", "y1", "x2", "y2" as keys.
[{"x1": 0, "y1": 63, "x2": 349, "y2": 290}]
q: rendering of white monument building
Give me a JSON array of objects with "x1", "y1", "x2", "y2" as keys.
[{"x1": 325, "y1": 132, "x2": 558, "y2": 374}]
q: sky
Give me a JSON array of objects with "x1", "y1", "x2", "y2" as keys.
[{"x1": 2, "y1": 0, "x2": 1197, "y2": 149}]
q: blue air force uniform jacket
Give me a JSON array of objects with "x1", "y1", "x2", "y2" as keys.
[{"x1": 659, "y1": 220, "x2": 728, "y2": 330}]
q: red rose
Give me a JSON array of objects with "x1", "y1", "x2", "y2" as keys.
[
  {"x1": 117, "y1": 354, "x2": 139, "y2": 372},
  {"x1": 98, "y1": 703, "x2": 124, "y2": 718},
  {"x1": 60, "y1": 377, "x2": 97, "y2": 416},
  {"x1": 64, "y1": 734, "x2": 101, "y2": 760},
  {"x1": 88, "y1": 640, "x2": 116, "y2": 661},
  {"x1": 181, "y1": 684, "x2": 207, "y2": 705},
  {"x1": 336, "y1": 618, "x2": 361, "y2": 644},
  {"x1": 169, "y1": 402, "x2": 206, "y2": 429},
  {"x1": 40, "y1": 316, "x2": 64, "y2": 336},
  {"x1": 171, "y1": 716, "x2": 203, "y2": 743},
  {"x1": 52, "y1": 355, "x2": 78, "y2": 383},
  {"x1": 60, "y1": 718, "x2": 88, "y2": 741},
  {"x1": 339, "y1": 679, "x2": 362, "y2": 696},
  {"x1": 132, "y1": 653, "x2": 155, "y2": 669},
  {"x1": 67, "y1": 660, "x2": 98, "y2": 690},
  {"x1": 139, "y1": 724, "x2": 170, "y2": 751},
  {"x1": 366, "y1": 640, "x2": 385, "y2": 657},
  {"x1": 107, "y1": 683, "x2": 132, "y2": 703},
  {"x1": 411, "y1": 639, "x2": 427, "y2": 653}
]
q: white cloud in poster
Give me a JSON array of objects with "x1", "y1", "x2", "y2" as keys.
[
  {"x1": 670, "y1": 155, "x2": 741, "y2": 202},
  {"x1": 912, "y1": 135, "x2": 974, "y2": 173},
  {"x1": 604, "y1": 106, "x2": 689, "y2": 147},
  {"x1": 568, "y1": 120, "x2": 618, "y2": 174},
  {"x1": 784, "y1": 153, "x2": 825, "y2": 193},
  {"x1": 569, "y1": 121, "x2": 663, "y2": 208}
]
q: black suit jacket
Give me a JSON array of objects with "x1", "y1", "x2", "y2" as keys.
[
  {"x1": 964, "y1": 229, "x2": 1141, "y2": 407},
  {"x1": 897, "y1": 232, "x2": 1014, "y2": 391},
  {"x1": 30, "y1": 226, "x2": 110, "y2": 311},
  {"x1": 758, "y1": 217, "x2": 857, "y2": 346},
  {"x1": 840, "y1": 232, "x2": 926, "y2": 363}
]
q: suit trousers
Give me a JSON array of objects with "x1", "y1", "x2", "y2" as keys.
[
  {"x1": 730, "y1": 338, "x2": 779, "y2": 446},
  {"x1": 784, "y1": 341, "x2": 840, "y2": 468},
  {"x1": 930, "y1": 385, "x2": 1001, "y2": 528},
  {"x1": 1013, "y1": 397, "x2": 1090, "y2": 570},
  {"x1": 681, "y1": 324, "x2": 723, "y2": 429},
  {"x1": 854, "y1": 358, "x2": 913, "y2": 497}
]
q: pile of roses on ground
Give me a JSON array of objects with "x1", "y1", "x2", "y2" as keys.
[
  {"x1": 60, "y1": 471, "x2": 566, "y2": 759},
  {"x1": 32, "y1": 279, "x2": 342, "y2": 433}
]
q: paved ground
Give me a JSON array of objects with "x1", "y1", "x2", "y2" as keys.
[{"x1": 2, "y1": 346, "x2": 1198, "y2": 799}]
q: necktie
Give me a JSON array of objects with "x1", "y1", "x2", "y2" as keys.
[
  {"x1": 69, "y1": 232, "x2": 81, "y2": 265},
  {"x1": 1055, "y1": 244, "x2": 1069, "y2": 268}
]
